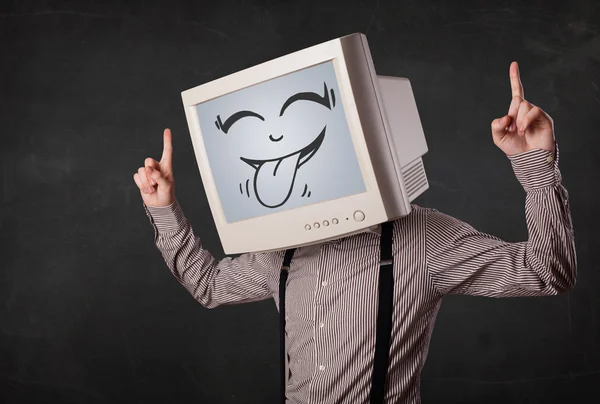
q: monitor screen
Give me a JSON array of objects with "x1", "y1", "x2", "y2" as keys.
[{"x1": 195, "y1": 61, "x2": 366, "y2": 223}]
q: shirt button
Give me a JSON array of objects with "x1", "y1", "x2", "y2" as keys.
[
  {"x1": 322, "y1": 281, "x2": 328, "y2": 287},
  {"x1": 319, "y1": 365, "x2": 325, "y2": 371},
  {"x1": 319, "y1": 322, "x2": 325, "y2": 328}
]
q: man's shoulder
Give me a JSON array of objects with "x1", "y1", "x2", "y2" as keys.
[
  {"x1": 406, "y1": 204, "x2": 473, "y2": 234},
  {"x1": 391, "y1": 204, "x2": 453, "y2": 227},
  {"x1": 383, "y1": 204, "x2": 437, "y2": 230},
  {"x1": 404, "y1": 203, "x2": 439, "y2": 218},
  {"x1": 409, "y1": 203, "x2": 435, "y2": 212}
]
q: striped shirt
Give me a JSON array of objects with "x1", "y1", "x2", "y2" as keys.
[{"x1": 143, "y1": 145, "x2": 576, "y2": 403}]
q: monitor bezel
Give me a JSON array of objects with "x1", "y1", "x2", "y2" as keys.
[{"x1": 181, "y1": 34, "x2": 388, "y2": 253}]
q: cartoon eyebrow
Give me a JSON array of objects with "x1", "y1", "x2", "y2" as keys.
[
  {"x1": 279, "y1": 82, "x2": 334, "y2": 116},
  {"x1": 215, "y1": 110, "x2": 265, "y2": 134}
]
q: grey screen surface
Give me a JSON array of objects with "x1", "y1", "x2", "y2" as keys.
[{"x1": 195, "y1": 61, "x2": 366, "y2": 223}]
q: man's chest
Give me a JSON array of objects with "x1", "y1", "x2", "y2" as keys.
[{"x1": 267, "y1": 226, "x2": 434, "y2": 334}]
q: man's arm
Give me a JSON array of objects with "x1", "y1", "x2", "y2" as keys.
[
  {"x1": 144, "y1": 198, "x2": 283, "y2": 308},
  {"x1": 426, "y1": 144, "x2": 576, "y2": 297}
]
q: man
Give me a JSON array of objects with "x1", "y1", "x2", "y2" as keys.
[{"x1": 133, "y1": 62, "x2": 576, "y2": 403}]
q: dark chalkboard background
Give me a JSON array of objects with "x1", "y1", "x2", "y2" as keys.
[{"x1": 1, "y1": 0, "x2": 599, "y2": 403}]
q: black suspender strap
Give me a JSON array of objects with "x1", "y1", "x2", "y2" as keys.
[
  {"x1": 279, "y1": 248, "x2": 295, "y2": 404},
  {"x1": 369, "y1": 221, "x2": 395, "y2": 404},
  {"x1": 278, "y1": 221, "x2": 394, "y2": 404}
]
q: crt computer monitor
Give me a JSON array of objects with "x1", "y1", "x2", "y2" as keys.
[{"x1": 181, "y1": 33, "x2": 429, "y2": 254}]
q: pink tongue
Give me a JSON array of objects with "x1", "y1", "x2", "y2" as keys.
[{"x1": 255, "y1": 153, "x2": 302, "y2": 208}]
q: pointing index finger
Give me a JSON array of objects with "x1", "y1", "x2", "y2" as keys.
[
  {"x1": 161, "y1": 128, "x2": 173, "y2": 167},
  {"x1": 510, "y1": 61, "x2": 524, "y2": 99}
]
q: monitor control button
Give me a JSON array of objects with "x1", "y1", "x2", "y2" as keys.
[
  {"x1": 353, "y1": 210, "x2": 365, "y2": 222},
  {"x1": 323, "y1": 220, "x2": 330, "y2": 227},
  {"x1": 305, "y1": 224, "x2": 311, "y2": 230},
  {"x1": 332, "y1": 218, "x2": 339, "y2": 225},
  {"x1": 314, "y1": 222, "x2": 321, "y2": 229}
]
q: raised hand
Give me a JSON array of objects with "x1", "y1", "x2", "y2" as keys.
[
  {"x1": 491, "y1": 62, "x2": 555, "y2": 156},
  {"x1": 133, "y1": 128, "x2": 176, "y2": 207}
]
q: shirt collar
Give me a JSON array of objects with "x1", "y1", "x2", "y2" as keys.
[{"x1": 367, "y1": 224, "x2": 382, "y2": 235}]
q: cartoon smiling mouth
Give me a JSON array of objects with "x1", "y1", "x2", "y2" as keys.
[{"x1": 239, "y1": 127, "x2": 326, "y2": 208}]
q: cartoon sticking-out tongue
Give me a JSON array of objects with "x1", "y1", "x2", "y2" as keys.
[
  {"x1": 240, "y1": 127, "x2": 326, "y2": 208},
  {"x1": 254, "y1": 153, "x2": 302, "y2": 207}
]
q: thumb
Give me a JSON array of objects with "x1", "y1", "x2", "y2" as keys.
[
  {"x1": 491, "y1": 115, "x2": 510, "y2": 141},
  {"x1": 146, "y1": 166, "x2": 171, "y2": 189}
]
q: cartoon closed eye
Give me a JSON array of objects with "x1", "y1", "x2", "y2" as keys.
[{"x1": 215, "y1": 82, "x2": 336, "y2": 208}]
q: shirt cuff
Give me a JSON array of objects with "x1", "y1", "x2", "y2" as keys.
[
  {"x1": 143, "y1": 199, "x2": 188, "y2": 233},
  {"x1": 507, "y1": 142, "x2": 560, "y2": 191}
]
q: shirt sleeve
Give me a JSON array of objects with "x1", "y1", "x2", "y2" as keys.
[
  {"x1": 426, "y1": 142, "x2": 577, "y2": 297},
  {"x1": 143, "y1": 199, "x2": 284, "y2": 308}
]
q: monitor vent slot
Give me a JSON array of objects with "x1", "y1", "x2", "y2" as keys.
[{"x1": 402, "y1": 159, "x2": 428, "y2": 201}]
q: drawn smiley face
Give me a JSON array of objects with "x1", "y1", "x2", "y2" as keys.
[{"x1": 214, "y1": 82, "x2": 336, "y2": 208}]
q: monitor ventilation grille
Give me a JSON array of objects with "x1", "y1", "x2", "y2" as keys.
[{"x1": 402, "y1": 158, "x2": 428, "y2": 201}]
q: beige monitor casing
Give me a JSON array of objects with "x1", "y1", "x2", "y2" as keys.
[{"x1": 181, "y1": 33, "x2": 428, "y2": 254}]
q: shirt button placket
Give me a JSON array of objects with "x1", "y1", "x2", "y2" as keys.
[{"x1": 315, "y1": 264, "x2": 326, "y2": 382}]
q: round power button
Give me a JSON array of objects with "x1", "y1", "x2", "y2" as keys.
[{"x1": 353, "y1": 210, "x2": 365, "y2": 222}]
